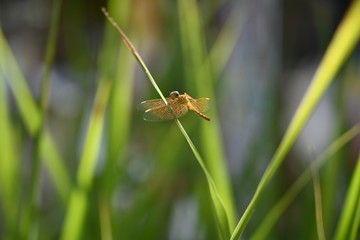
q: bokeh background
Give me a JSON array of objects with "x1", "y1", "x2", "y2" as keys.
[{"x1": 0, "y1": 0, "x2": 360, "y2": 239}]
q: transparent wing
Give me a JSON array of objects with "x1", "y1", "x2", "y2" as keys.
[
  {"x1": 142, "y1": 103, "x2": 188, "y2": 121},
  {"x1": 189, "y1": 98, "x2": 210, "y2": 113},
  {"x1": 137, "y1": 98, "x2": 173, "y2": 111}
]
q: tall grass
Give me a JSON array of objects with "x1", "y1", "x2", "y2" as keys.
[
  {"x1": 0, "y1": 52, "x2": 19, "y2": 239},
  {"x1": 177, "y1": 0, "x2": 236, "y2": 231},
  {"x1": 231, "y1": 0, "x2": 360, "y2": 238},
  {"x1": 61, "y1": 1, "x2": 135, "y2": 239},
  {"x1": 61, "y1": 78, "x2": 111, "y2": 240},
  {"x1": 20, "y1": 0, "x2": 63, "y2": 237},
  {"x1": 250, "y1": 123, "x2": 360, "y2": 240},
  {"x1": 97, "y1": 1, "x2": 134, "y2": 239},
  {"x1": 0, "y1": 27, "x2": 71, "y2": 205},
  {"x1": 334, "y1": 150, "x2": 360, "y2": 240},
  {"x1": 102, "y1": 7, "x2": 232, "y2": 239},
  {"x1": 0, "y1": 0, "x2": 360, "y2": 239}
]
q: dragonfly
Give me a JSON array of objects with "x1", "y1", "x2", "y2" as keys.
[{"x1": 138, "y1": 91, "x2": 211, "y2": 121}]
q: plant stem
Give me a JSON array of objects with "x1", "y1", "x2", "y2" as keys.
[
  {"x1": 21, "y1": 0, "x2": 63, "y2": 237},
  {"x1": 101, "y1": 7, "x2": 231, "y2": 239}
]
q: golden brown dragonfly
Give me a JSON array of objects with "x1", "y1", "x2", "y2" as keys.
[{"x1": 138, "y1": 91, "x2": 210, "y2": 121}]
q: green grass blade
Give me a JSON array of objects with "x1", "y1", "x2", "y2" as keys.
[
  {"x1": 100, "y1": 0, "x2": 133, "y2": 193},
  {"x1": 0, "y1": 71, "x2": 19, "y2": 239},
  {"x1": 100, "y1": 38, "x2": 135, "y2": 240},
  {"x1": 104, "y1": 39, "x2": 135, "y2": 177},
  {"x1": 101, "y1": 8, "x2": 167, "y2": 104},
  {"x1": 311, "y1": 167, "x2": 326, "y2": 240},
  {"x1": 175, "y1": 119, "x2": 231, "y2": 239},
  {"x1": 349, "y1": 190, "x2": 360, "y2": 240},
  {"x1": 39, "y1": 0, "x2": 62, "y2": 113},
  {"x1": 21, "y1": 0, "x2": 63, "y2": 237},
  {"x1": 61, "y1": 79, "x2": 111, "y2": 240},
  {"x1": 0, "y1": 27, "x2": 71, "y2": 203},
  {"x1": 61, "y1": 189, "x2": 88, "y2": 240},
  {"x1": 321, "y1": 80, "x2": 346, "y2": 236},
  {"x1": 101, "y1": 7, "x2": 231, "y2": 239},
  {"x1": 177, "y1": 0, "x2": 236, "y2": 231},
  {"x1": 250, "y1": 123, "x2": 360, "y2": 240},
  {"x1": 97, "y1": 2, "x2": 133, "y2": 239},
  {"x1": 231, "y1": 1, "x2": 360, "y2": 238},
  {"x1": 0, "y1": 29, "x2": 40, "y2": 134},
  {"x1": 151, "y1": 1, "x2": 248, "y2": 171},
  {"x1": 41, "y1": 131, "x2": 72, "y2": 200},
  {"x1": 334, "y1": 152, "x2": 360, "y2": 240}
]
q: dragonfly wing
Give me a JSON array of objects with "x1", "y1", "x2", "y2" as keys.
[
  {"x1": 189, "y1": 98, "x2": 210, "y2": 113},
  {"x1": 142, "y1": 103, "x2": 188, "y2": 121},
  {"x1": 137, "y1": 98, "x2": 172, "y2": 111}
]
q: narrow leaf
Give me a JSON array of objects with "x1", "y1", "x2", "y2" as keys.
[{"x1": 231, "y1": 1, "x2": 360, "y2": 238}]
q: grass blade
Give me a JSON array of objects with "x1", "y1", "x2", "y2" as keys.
[
  {"x1": 102, "y1": 7, "x2": 231, "y2": 239},
  {"x1": 0, "y1": 27, "x2": 71, "y2": 203},
  {"x1": 61, "y1": 79, "x2": 111, "y2": 240},
  {"x1": 349, "y1": 187, "x2": 360, "y2": 240},
  {"x1": 21, "y1": 0, "x2": 63, "y2": 237},
  {"x1": 177, "y1": 0, "x2": 236, "y2": 231},
  {"x1": 250, "y1": 123, "x2": 360, "y2": 240},
  {"x1": 174, "y1": 118, "x2": 231, "y2": 239},
  {"x1": 334, "y1": 151, "x2": 360, "y2": 240},
  {"x1": 0, "y1": 29, "x2": 40, "y2": 134},
  {"x1": 311, "y1": 167, "x2": 326, "y2": 240},
  {"x1": 321, "y1": 80, "x2": 346, "y2": 236},
  {"x1": 98, "y1": 1, "x2": 134, "y2": 239},
  {"x1": 231, "y1": 0, "x2": 360, "y2": 238},
  {"x1": 0, "y1": 69, "x2": 19, "y2": 239}
]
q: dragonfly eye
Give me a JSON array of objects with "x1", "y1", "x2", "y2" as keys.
[{"x1": 170, "y1": 91, "x2": 180, "y2": 99}]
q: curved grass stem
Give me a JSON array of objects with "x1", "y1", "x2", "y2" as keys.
[{"x1": 101, "y1": 7, "x2": 231, "y2": 239}]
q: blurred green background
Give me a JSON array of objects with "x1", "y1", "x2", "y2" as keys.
[{"x1": 0, "y1": 0, "x2": 360, "y2": 239}]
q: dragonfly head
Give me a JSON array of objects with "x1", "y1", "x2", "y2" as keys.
[{"x1": 170, "y1": 91, "x2": 180, "y2": 99}]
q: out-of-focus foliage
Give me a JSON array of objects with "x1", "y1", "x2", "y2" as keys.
[{"x1": 0, "y1": 0, "x2": 360, "y2": 239}]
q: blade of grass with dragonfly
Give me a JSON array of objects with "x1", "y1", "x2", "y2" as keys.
[
  {"x1": 250, "y1": 123, "x2": 360, "y2": 240},
  {"x1": 0, "y1": 27, "x2": 71, "y2": 203},
  {"x1": 231, "y1": 0, "x2": 360, "y2": 238},
  {"x1": 148, "y1": 6, "x2": 247, "y2": 228},
  {"x1": 102, "y1": 7, "x2": 231, "y2": 239},
  {"x1": 129, "y1": 5, "x2": 246, "y2": 236},
  {"x1": 154, "y1": 0, "x2": 247, "y2": 165}
]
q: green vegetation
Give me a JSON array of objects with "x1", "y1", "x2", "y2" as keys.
[{"x1": 0, "y1": 0, "x2": 360, "y2": 239}]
